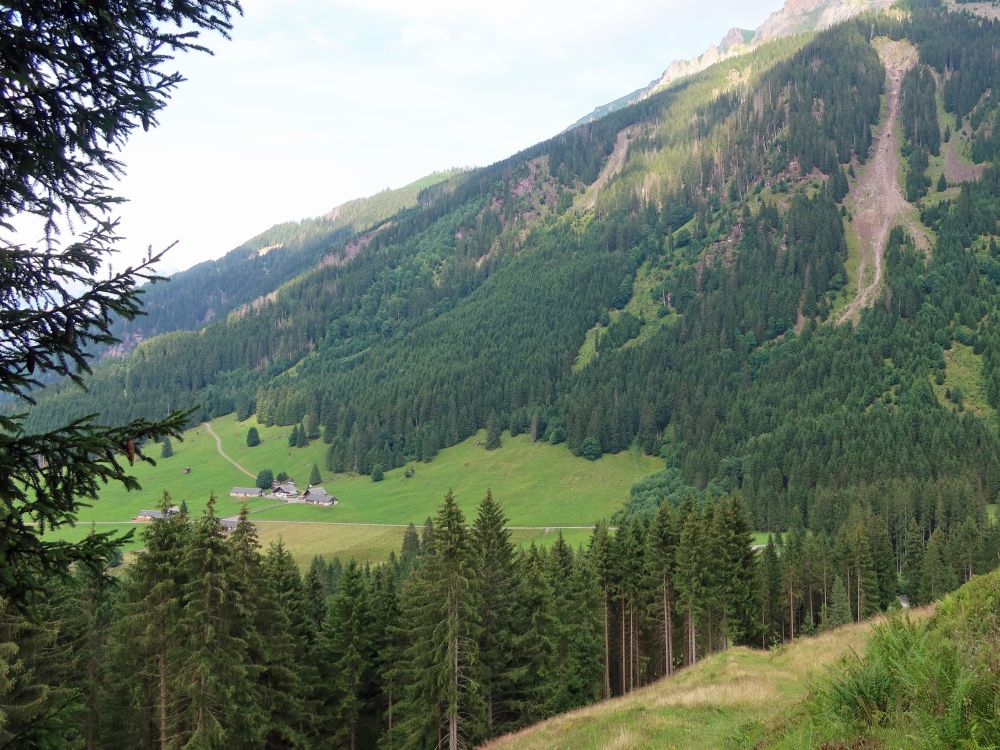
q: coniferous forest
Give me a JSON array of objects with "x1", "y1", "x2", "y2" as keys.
[
  {"x1": 4, "y1": 0, "x2": 1000, "y2": 747},
  {"x1": 5, "y1": 486, "x2": 997, "y2": 748}
]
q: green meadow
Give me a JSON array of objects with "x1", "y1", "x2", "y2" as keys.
[{"x1": 49, "y1": 415, "x2": 660, "y2": 565}]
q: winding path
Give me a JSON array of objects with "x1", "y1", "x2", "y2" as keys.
[
  {"x1": 202, "y1": 421, "x2": 256, "y2": 479},
  {"x1": 838, "y1": 39, "x2": 923, "y2": 324}
]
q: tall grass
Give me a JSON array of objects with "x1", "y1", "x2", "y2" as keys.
[{"x1": 802, "y1": 572, "x2": 1000, "y2": 749}]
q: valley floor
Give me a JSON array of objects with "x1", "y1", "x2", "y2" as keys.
[{"x1": 52, "y1": 414, "x2": 661, "y2": 565}]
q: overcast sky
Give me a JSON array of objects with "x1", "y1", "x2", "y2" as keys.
[{"x1": 111, "y1": 0, "x2": 784, "y2": 273}]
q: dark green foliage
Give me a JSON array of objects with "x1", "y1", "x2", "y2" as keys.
[
  {"x1": 473, "y1": 491, "x2": 520, "y2": 735},
  {"x1": 823, "y1": 575, "x2": 852, "y2": 630},
  {"x1": 900, "y1": 64, "x2": 940, "y2": 157},
  {"x1": 579, "y1": 436, "x2": 602, "y2": 461},
  {"x1": 0, "y1": 0, "x2": 237, "y2": 610},
  {"x1": 371, "y1": 464, "x2": 384, "y2": 482},
  {"x1": 178, "y1": 497, "x2": 261, "y2": 746},
  {"x1": 919, "y1": 528, "x2": 958, "y2": 604},
  {"x1": 256, "y1": 469, "x2": 274, "y2": 490},
  {"x1": 597, "y1": 312, "x2": 642, "y2": 352},
  {"x1": 160, "y1": 436, "x2": 174, "y2": 458},
  {"x1": 511, "y1": 545, "x2": 558, "y2": 724},
  {"x1": 247, "y1": 426, "x2": 261, "y2": 447},
  {"x1": 309, "y1": 463, "x2": 322, "y2": 486},
  {"x1": 392, "y1": 493, "x2": 484, "y2": 749},
  {"x1": 324, "y1": 561, "x2": 376, "y2": 748},
  {"x1": 485, "y1": 411, "x2": 502, "y2": 451}
]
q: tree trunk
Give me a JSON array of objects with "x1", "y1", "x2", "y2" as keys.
[
  {"x1": 450, "y1": 631, "x2": 459, "y2": 750},
  {"x1": 855, "y1": 568, "x2": 862, "y2": 623},
  {"x1": 603, "y1": 586, "x2": 611, "y2": 698},
  {"x1": 662, "y1": 575, "x2": 673, "y2": 676},
  {"x1": 158, "y1": 649, "x2": 168, "y2": 750},
  {"x1": 621, "y1": 602, "x2": 626, "y2": 695},
  {"x1": 687, "y1": 610, "x2": 697, "y2": 665},
  {"x1": 788, "y1": 587, "x2": 795, "y2": 640}
]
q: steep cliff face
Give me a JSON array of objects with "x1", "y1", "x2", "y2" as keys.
[{"x1": 568, "y1": 0, "x2": 894, "y2": 129}]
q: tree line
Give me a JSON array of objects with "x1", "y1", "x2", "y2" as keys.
[{"x1": 4, "y1": 486, "x2": 997, "y2": 749}]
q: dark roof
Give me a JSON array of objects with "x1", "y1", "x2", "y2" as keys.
[
  {"x1": 230, "y1": 487, "x2": 263, "y2": 495},
  {"x1": 136, "y1": 510, "x2": 165, "y2": 519},
  {"x1": 220, "y1": 518, "x2": 240, "y2": 530}
]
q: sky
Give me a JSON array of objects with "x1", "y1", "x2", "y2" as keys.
[{"x1": 111, "y1": 0, "x2": 785, "y2": 273}]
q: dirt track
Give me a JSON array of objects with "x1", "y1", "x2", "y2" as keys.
[
  {"x1": 203, "y1": 421, "x2": 256, "y2": 479},
  {"x1": 837, "y1": 39, "x2": 920, "y2": 325}
]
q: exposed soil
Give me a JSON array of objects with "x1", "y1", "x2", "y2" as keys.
[
  {"x1": 943, "y1": 0, "x2": 1000, "y2": 20},
  {"x1": 578, "y1": 125, "x2": 642, "y2": 210},
  {"x1": 943, "y1": 135, "x2": 986, "y2": 184},
  {"x1": 838, "y1": 39, "x2": 922, "y2": 325}
]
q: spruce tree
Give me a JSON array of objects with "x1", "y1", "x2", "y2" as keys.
[
  {"x1": 160, "y1": 436, "x2": 174, "y2": 458},
  {"x1": 871, "y1": 516, "x2": 897, "y2": 609},
  {"x1": 847, "y1": 523, "x2": 880, "y2": 622},
  {"x1": 262, "y1": 540, "x2": 317, "y2": 743},
  {"x1": 246, "y1": 427, "x2": 261, "y2": 447},
  {"x1": 823, "y1": 574, "x2": 852, "y2": 629},
  {"x1": 394, "y1": 493, "x2": 484, "y2": 750},
  {"x1": 485, "y1": 411, "x2": 502, "y2": 450},
  {"x1": 232, "y1": 512, "x2": 306, "y2": 749},
  {"x1": 0, "y1": 593, "x2": 83, "y2": 747},
  {"x1": 782, "y1": 526, "x2": 803, "y2": 640},
  {"x1": 759, "y1": 536, "x2": 783, "y2": 647},
  {"x1": 371, "y1": 565, "x2": 403, "y2": 747},
  {"x1": 902, "y1": 519, "x2": 925, "y2": 598},
  {"x1": 178, "y1": 497, "x2": 261, "y2": 747},
  {"x1": 646, "y1": 500, "x2": 678, "y2": 676},
  {"x1": 472, "y1": 491, "x2": 519, "y2": 736},
  {"x1": 714, "y1": 495, "x2": 759, "y2": 647},
  {"x1": 116, "y1": 493, "x2": 192, "y2": 749},
  {"x1": 588, "y1": 520, "x2": 614, "y2": 698},
  {"x1": 568, "y1": 547, "x2": 604, "y2": 707},
  {"x1": 511, "y1": 545, "x2": 557, "y2": 726},
  {"x1": 674, "y1": 507, "x2": 706, "y2": 664},
  {"x1": 919, "y1": 529, "x2": 958, "y2": 604},
  {"x1": 953, "y1": 516, "x2": 979, "y2": 583},
  {"x1": 325, "y1": 561, "x2": 375, "y2": 750},
  {"x1": 310, "y1": 463, "x2": 322, "y2": 486},
  {"x1": 546, "y1": 533, "x2": 582, "y2": 710}
]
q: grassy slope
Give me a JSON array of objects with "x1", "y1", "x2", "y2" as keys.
[
  {"x1": 482, "y1": 615, "x2": 906, "y2": 750},
  {"x1": 930, "y1": 341, "x2": 993, "y2": 418},
  {"x1": 46, "y1": 415, "x2": 658, "y2": 565},
  {"x1": 574, "y1": 260, "x2": 678, "y2": 372}
]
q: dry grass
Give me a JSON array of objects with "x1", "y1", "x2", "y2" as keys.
[{"x1": 481, "y1": 610, "x2": 933, "y2": 750}]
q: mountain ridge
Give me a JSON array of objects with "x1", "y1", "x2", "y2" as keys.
[{"x1": 568, "y1": 0, "x2": 896, "y2": 129}]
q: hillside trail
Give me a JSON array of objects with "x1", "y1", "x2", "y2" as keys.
[
  {"x1": 837, "y1": 38, "x2": 927, "y2": 325},
  {"x1": 202, "y1": 421, "x2": 256, "y2": 479}
]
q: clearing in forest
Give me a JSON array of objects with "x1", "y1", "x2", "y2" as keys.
[{"x1": 838, "y1": 38, "x2": 929, "y2": 324}]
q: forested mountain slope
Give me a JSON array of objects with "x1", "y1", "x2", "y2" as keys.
[
  {"x1": 110, "y1": 169, "x2": 461, "y2": 346},
  {"x1": 11, "y1": 2, "x2": 1000, "y2": 747},
  {"x1": 28, "y1": 2, "x2": 1000, "y2": 539}
]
